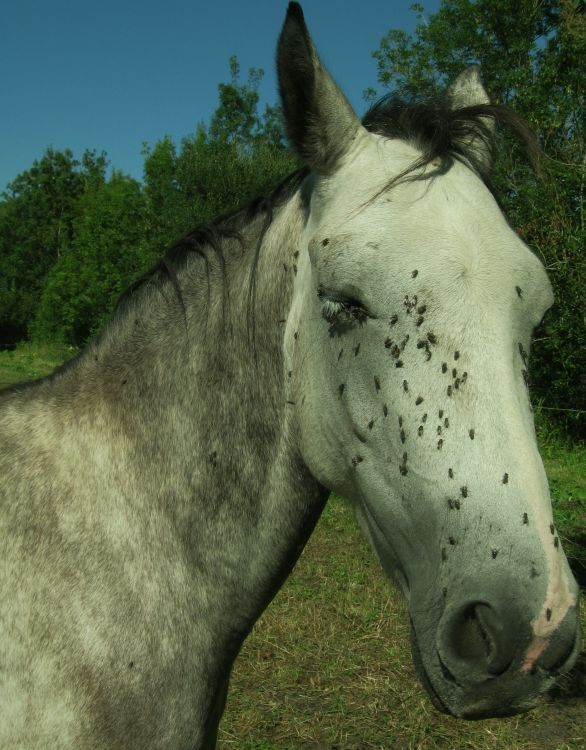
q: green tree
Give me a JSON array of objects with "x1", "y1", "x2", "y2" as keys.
[
  {"x1": 210, "y1": 55, "x2": 263, "y2": 147},
  {"x1": 31, "y1": 172, "x2": 149, "y2": 344},
  {"x1": 369, "y1": 0, "x2": 585, "y2": 439},
  {"x1": 143, "y1": 56, "x2": 296, "y2": 254},
  {"x1": 142, "y1": 135, "x2": 180, "y2": 252},
  {"x1": 1, "y1": 55, "x2": 297, "y2": 348},
  {"x1": 0, "y1": 148, "x2": 107, "y2": 342},
  {"x1": 208, "y1": 55, "x2": 287, "y2": 149}
]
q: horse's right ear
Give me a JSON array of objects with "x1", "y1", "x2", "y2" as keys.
[{"x1": 277, "y1": 2, "x2": 361, "y2": 173}]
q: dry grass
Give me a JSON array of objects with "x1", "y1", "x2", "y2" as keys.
[{"x1": 218, "y1": 498, "x2": 586, "y2": 750}]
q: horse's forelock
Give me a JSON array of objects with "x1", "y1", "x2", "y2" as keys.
[{"x1": 361, "y1": 96, "x2": 541, "y2": 196}]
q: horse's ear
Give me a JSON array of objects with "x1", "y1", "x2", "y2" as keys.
[
  {"x1": 277, "y1": 2, "x2": 361, "y2": 173},
  {"x1": 448, "y1": 65, "x2": 490, "y2": 109},
  {"x1": 448, "y1": 66, "x2": 494, "y2": 173}
]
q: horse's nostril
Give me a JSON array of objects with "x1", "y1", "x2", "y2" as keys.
[
  {"x1": 438, "y1": 601, "x2": 517, "y2": 683},
  {"x1": 474, "y1": 603, "x2": 516, "y2": 675},
  {"x1": 452, "y1": 605, "x2": 491, "y2": 662}
]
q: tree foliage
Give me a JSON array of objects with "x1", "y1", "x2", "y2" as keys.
[
  {"x1": 31, "y1": 173, "x2": 150, "y2": 343},
  {"x1": 0, "y1": 58, "x2": 296, "y2": 349},
  {"x1": 0, "y1": 149, "x2": 107, "y2": 343},
  {"x1": 141, "y1": 56, "x2": 295, "y2": 249},
  {"x1": 369, "y1": 0, "x2": 585, "y2": 439}
]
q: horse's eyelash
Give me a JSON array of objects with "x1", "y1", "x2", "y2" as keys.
[
  {"x1": 317, "y1": 286, "x2": 371, "y2": 325},
  {"x1": 322, "y1": 299, "x2": 346, "y2": 323}
]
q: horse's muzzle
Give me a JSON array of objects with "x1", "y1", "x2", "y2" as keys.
[{"x1": 411, "y1": 590, "x2": 581, "y2": 719}]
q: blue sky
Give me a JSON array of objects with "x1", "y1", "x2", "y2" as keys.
[{"x1": 1, "y1": 0, "x2": 441, "y2": 193}]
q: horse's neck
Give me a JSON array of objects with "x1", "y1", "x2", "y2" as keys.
[{"x1": 61, "y1": 190, "x2": 327, "y2": 629}]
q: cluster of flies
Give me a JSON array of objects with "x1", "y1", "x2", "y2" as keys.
[
  {"x1": 291, "y1": 260, "x2": 550, "y2": 569},
  {"x1": 330, "y1": 268, "x2": 481, "y2": 502}
]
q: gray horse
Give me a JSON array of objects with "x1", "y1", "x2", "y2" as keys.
[{"x1": 0, "y1": 3, "x2": 580, "y2": 748}]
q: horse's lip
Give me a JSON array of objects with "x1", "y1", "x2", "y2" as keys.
[
  {"x1": 437, "y1": 650, "x2": 463, "y2": 687},
  {"x1": 410, "y1": 620, "x2": 451, "y2": 714}
]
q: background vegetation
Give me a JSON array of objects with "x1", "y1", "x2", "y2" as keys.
[{"x1": 0, "y1": 0, "x2": 583, "y2": 443}]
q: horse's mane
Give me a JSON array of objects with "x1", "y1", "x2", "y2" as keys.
[{"x1": 362, "y1": 94, "x2": 540, "y2": 192}]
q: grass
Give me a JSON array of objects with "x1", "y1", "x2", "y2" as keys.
[
  {"x1": 0, "y1": 340, "x2": 77, "y2": 389},
  {"x1": 541, "y1": 439, "x2": 586, "y2": 588},
  {"x1": 2, "y1": 341, "x2": 585, "y2": 748}
]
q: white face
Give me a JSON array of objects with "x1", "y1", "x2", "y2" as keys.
[{"x1": 284, "y1": 129, "x2": 578, "y2": 716}]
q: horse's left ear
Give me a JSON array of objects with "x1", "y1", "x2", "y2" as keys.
[
  {"x1": 447, "y1": 66, "x2": 495, "y2": 173},
  {"x1": 277, "y1": 2, "x2": 361, "y2": 173},
  {"x1": 448, "y1": 65, "x2": 490, "y2": 109}
]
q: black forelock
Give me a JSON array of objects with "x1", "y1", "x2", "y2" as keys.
[{"x1": 362, "y1": 93, "x2": 540, "y2": 191}]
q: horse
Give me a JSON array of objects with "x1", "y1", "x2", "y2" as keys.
[{"x1": 0, "y1": 3, "x2": 580, "y2": 747}]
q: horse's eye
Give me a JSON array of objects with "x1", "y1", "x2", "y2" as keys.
[{"x1": 317, "y1": 286, "x2": 370, "y2": 326}]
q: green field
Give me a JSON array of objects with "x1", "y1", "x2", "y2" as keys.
[{"x1": 1, "y1": 342, "x2": 585, "y2": 749}]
